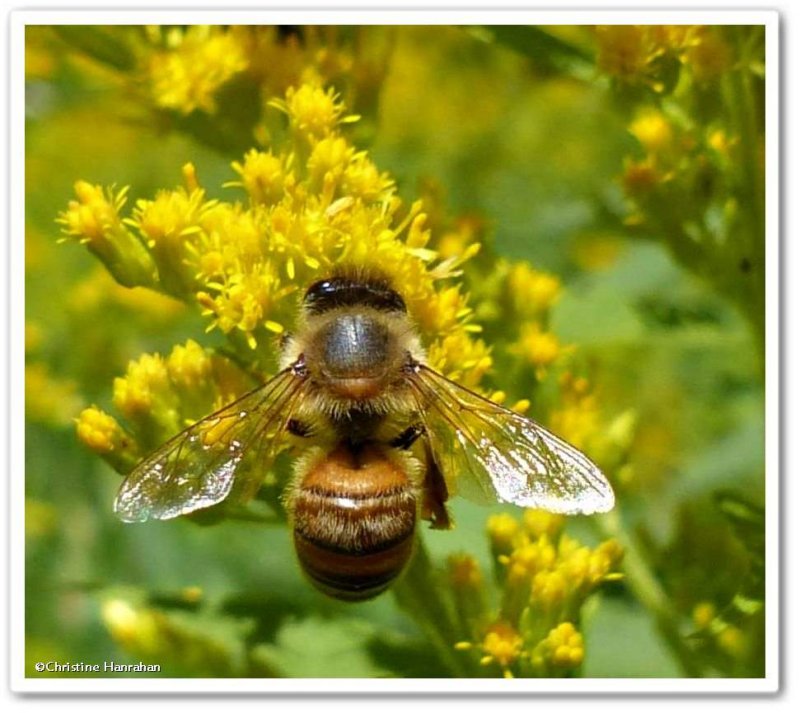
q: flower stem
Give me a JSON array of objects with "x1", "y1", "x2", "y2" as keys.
[
  {"x1": 597, "y1": 509, "x2": 705, "y2": 677},
  {"x1": 392, "y1": 537, "x2": 470, "y2": 676}
]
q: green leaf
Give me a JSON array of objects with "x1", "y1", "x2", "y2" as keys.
[
  {"x1": 251, "y1": 617, "x2": 390, "y2": 678},
  {"x1": 472, "y1": 25, "x2": 594, "y2": 76},
  {"x1": 52, "y1": 26, "x2": 137, "y2": 71}
]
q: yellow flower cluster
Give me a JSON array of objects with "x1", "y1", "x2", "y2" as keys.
[
  {"x1": 57, "y1": 182, "x2": 156, "y2": 288},
  {"x1": 60, "y1": 84, "x2": 488, "y2": 385},
  {"x1": 451, "y1": 509, "x2": 623, "y2": 677},
  {"x1": 595, "y1": 25, "x2": 731, "y2": 91},
  {"x1": 146, "y1": 26, "x2": 249, "y2": 114},
  {"x1": 138, "y1": 26, "x2": 385, "y2": 120},
  {"x1": 548, "y1": 372, "x2": 637, "y2": 487},
  {"x1": 499, "y1": 261, "x2": 567, "y2": 380},
  {"x1": 77, "y1": 340, "x2": 250, "y2": 468}
]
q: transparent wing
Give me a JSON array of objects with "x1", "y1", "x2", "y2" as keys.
[
  {"x1": 405, "y1": 364, "x2": 614, "y2": 515},
  {"x1": 114, "y1": 366, "x2": 308, "y2": 523}
]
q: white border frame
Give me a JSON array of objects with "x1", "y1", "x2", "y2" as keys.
[{"x1": 8, "y1": 7, "x2": 780, "y2": 696}]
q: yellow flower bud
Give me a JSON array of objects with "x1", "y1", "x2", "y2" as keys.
[
  {"x1": 480, "y1": 621, "x2": 523, "y2": 670},
  {"x1": 535, "y1": 622, "x2": 584, "y2": 670},
  {"x1": 167, "y1": 340, "x2": 212, "y2": 389},
  {"x1": 76, "y1": 407, "x2": 124, "y2": 453},
  {"x1": 486, "y1": 513, "x2": 521, "y2": 556},
  {"x1": 522, "y1": 509, "x2": 565, "y2": 540}
]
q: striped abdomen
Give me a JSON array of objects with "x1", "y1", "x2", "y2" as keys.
[{"x1": 292, "y1": 444, "x2": 417, "y2": 601}]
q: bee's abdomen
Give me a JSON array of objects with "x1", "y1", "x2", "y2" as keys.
[{"x1": 292, "y1": 445, "x2": 417, "y2": 601}]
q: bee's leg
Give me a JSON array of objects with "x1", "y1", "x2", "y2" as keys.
[
  {"x1": 287, "y1": 418, "x2": 312, "y2": 438},
  {"x1": 421, "y1": 438, "x2": 452, "y2": 530},
  {"x1": 390, "y1": 423, "x2": 424, "y2": 450}
]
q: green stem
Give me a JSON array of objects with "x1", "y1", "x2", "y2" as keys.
[
  {"x1": 597, "y1": 509, "x2": 705, "y2": 677},
  {"x1": 392, "y1": 537, "x2": 470, "y2": 676}
]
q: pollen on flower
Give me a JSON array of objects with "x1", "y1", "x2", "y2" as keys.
[
  {"x1": 129, "y1": 186, "x2": 218, "y2": 294},
  {"x1": 307, "y1": 136, "x2": 354, "y2": 190},
  {"x1": 342, "y1": 154, "x2": 395, "y2": 203}
]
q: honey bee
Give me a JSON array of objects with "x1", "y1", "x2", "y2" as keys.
[{"x1": 115, "y1": 269, "x2": 614, "y2": 601}]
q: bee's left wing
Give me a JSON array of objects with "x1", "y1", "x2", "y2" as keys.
[
  {"x1": 405, "y1": 364, "x2": 614, "y2": 515},
  {"x1": 114, "y1": 366, "x2": 308, "y2": 523}
]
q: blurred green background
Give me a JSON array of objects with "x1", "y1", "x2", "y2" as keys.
[{"x1": 25, "y1": 25, "x2": 766, "y2": 678}]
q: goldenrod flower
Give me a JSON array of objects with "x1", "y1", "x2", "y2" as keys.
[
  {"x1": 58, "y1": 182, "x2": 156, "y2": 288},
  {"x1": 61, "y1": 85, "x2": 488, "y2": 383},
  {"x1": 595, "y1": 26, "x2": 653, "y2": 82},
  {"x1": 128, "y1": 183, "x2": 218, "y2": 296},
  {"x1": 230, "y1": 150, "x2": 288, "y2": 207},
  {"x1": 684, "y1": 28, "x2": 732, "y2": 82},
  {"x1": 272, "y1": 83, "x2": 357, "y2": 142},
  {"x1": 479, "y1": 621, "x2": 524, "y2": 677},
  {"x1": 512, "y1": 323, "x2": 564, "y2": 375},
  {"x1": 716, "y1": 625, "x2": 747, "y2": 658},
  {"x1": 506, "y1": 262, "x2": 562, "y2": 315},
  {"x1": 487, "y1": 513, "x2": 521, "y2": 558},
  {"x1": 531, "y1": 622, "x2": 584, "y2": 672},
  {"x1": 522, "y1": 509, "x2": 564, "y2": 541},
  {"x1": 147, "y1": 26, "x2": 249, "y2": 114},
  {"x1": 76, "y1": 407, "x2": 126, "y2": 454},
  {"x1": 454, "y1": 507, "x2": 622, "y2": 677}
]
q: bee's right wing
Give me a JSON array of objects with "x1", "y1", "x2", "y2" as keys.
[{"x1": 114, "y1": 366, "x2": 308, "y2": 523}]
